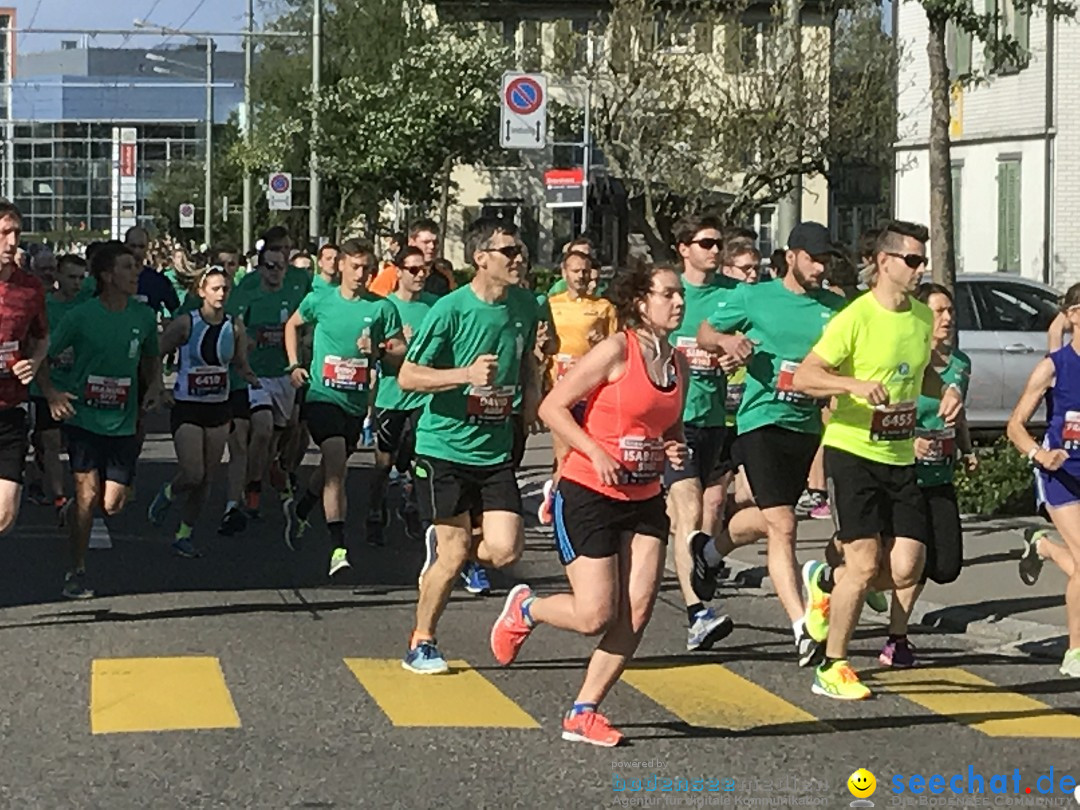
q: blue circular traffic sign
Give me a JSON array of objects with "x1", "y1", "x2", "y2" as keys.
[
  {"x1": 270, "y1": 173, "x2": 291, "y2": 193},
  {"x1": 505, "y1": 77, "x2": 543, "y2": 115}
]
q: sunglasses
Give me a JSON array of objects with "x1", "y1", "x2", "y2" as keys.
[
  {"x1": 483, "y1": 245, "x2": 524, "y2": 260},
  {"x1": 886, "y1": 252, "x2": 928, "y2": 270},
  {"x1": 690, "y1": 238, "x2": 722, "y2": 251},
  {"x1": 402, "y1": 264, "x2": 429, "y2": 275},
  {"x1": 264, "y1": 262, "x2": 285, "y2": 271}
]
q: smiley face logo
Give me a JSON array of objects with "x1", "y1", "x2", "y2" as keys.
[{"x1": 848, "y1": 769, "x2": 876, "y2": 798}]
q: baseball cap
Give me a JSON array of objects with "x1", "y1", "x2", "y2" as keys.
[{"x1": 787, "y1": 222, "x2": 842, "y2": 257}]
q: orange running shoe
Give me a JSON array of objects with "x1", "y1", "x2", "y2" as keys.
[
  {"x1": 561, "y1": 710, "x2": 624, "y2": 747},
  {"x1": 490, "y1": 584, "x2": 535, "y2": 666}
]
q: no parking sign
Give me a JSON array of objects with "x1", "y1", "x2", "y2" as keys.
[
  {"x1": 267, "y1": 172, "x2": 293, "y2": 211},
  {"x1": 500, "y1": 73, "x2": 547, "y2": 150}
]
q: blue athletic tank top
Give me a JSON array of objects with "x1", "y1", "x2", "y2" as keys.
[
  {"x1": 1046, "y1": 346, "x2": 1080, "y2": 460},
  {"x1": 174, "y1": 310, "x2": 235, "y2": 404}
]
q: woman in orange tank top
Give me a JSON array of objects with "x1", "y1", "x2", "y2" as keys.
[{"x1": 489, "y1": 263, "x2": 689, "y2": 748}]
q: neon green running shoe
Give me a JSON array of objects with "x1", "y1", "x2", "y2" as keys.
[
  {"x1": 801, "y1": 560, "x2": 830, "y2": 642},
  {"x1": 812, "y1": 659, "x2": 871, "y2": 700},
  {"x1": 1060, "y1": 648, "x2": 1080, "y2": 678}
]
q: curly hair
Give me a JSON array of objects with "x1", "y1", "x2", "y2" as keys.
[{"x1": 610, "y1": 263, "x2": 677, "y2": 330}]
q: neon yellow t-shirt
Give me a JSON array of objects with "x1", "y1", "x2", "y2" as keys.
[{"x1": 810, "y1": 292, "x2": 933, "y2": 466}]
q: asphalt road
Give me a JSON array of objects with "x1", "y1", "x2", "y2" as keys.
[{"x1": 0, "y1": 429, "x2": 1077, "y2": 810}]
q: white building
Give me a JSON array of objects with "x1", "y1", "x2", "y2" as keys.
[{"x1": 893, "y1": 0, "x2": 1080, "y2": 288}]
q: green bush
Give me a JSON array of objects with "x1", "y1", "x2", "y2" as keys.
[{"x1": 954, "y1": 436, "x2": 1036, "y2": 516}]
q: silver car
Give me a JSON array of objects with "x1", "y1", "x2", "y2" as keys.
[{"x1": 954, "y1": 274, "x2": 1060, "y2": 428}]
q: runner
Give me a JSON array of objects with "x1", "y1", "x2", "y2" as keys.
[
  {"x1": 28, "y1": 254, "x2": 85, "y2": 515},
  {"x1": 43, "y1": 241, "x2": 164, "y2": 599},
  {"x1": 149, "y1": 266, "x2": 258, "y2": 557},
  {"x1": 313, "y1": 243, "x2": 340, "y2": 293},
  {"x1": 0, "y1": 202, "x2": 49, "y2": 537},
  {"x1": 128, "y1": 227, "x2": 180, "y2": 319},
  {"x1": 398, "y1": 217, "x2": 539, "y2": 674},
  {"x1": 663, "y1": 214, "x2": 737, "y2": 651},
  {"x1": 283, "y1": 239, "x2": 404, "y2": 573},
  {"x1": 695, "y1": 222, "x2": 846, "y2": 667},
  {"x1": 367, "y1": 220, "x2": 447, "y2": 298},
  {"x1": 880, "y1": 282, "x2": 973, "y2": 667},
  {"x1": 546, "y1": 237, "x2": 594, "y2": 299},
  {"x1": 537, "y1": 249, "x2": 619, "y2": 525},
  {"x1": 790, "y1": 220, "x2": 962, "y2": 699},
  {"x1": 369, "y1": 247, "x2": 437, "y2": 546},
  {"x1": 1008, "y1": 281, "x2": 1080, "y2": 678},
  {"x1": 489, "y1": 262, "x2": 688, "y2": 747}
]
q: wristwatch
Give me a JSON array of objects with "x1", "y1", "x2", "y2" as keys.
[{"x1": 1027, "y1": 446, "x2": 1041, "y2": 463}]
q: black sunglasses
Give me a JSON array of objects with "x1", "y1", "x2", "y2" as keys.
[
  {"x1": 402, "y1": 265, "x2": 429, "y2": 275},
  {"x1": 690, "y1": 238, "x2": 722, "y2": 251},
  {"x1": 886, "y1": 252, "x2": 928, "y2": 270},
  {"x1": 483, "y1": 245, "x2": 524, "y2": 260}
]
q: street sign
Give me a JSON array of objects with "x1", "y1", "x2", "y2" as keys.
[
  {"x1": 268, "y1": 172, "x2": 293, "y2": 211},
  {"x1": 110, "y1": 127, "x2": 138, "y2": 240},
  {"x1": 544, "y1": 167, "x2": 585, "y2": 208},
  {"x1": 500, "y1": 73, "x2": 547, "y2": 150},
  {"x1": 179, "y1": 203, "x2": 195, "y2": 229}
]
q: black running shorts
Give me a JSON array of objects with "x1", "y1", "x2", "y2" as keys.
[
  {"x1": 414, "y1": 456, "x2": 521, "y2": 522},
  {"x1": 552, "y1": 478, "x2": 669, "y2": 566},
  {"x1": 824, "y1": 446, "x2": 928, "y2": 543}
]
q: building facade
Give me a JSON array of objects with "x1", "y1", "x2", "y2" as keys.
[{"x1": 893, "y1": 0, "x2": 1079, "y2": 287}]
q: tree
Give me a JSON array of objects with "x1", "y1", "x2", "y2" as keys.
[{"x1": 588, "y1": 0, "x2": 897, "y2": 257}]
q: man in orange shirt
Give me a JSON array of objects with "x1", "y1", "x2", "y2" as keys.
[{"x1": 368, "y1": 220, "x2": 452, "y2": 297}]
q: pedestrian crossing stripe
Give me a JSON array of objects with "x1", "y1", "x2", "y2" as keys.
[
  {"x1": 867, "y1": 667, "x2": 1080, "y2": 738},
  {"x1": 344, "y1": 658, "x2": 539, "y2": 728},
  {"x1": 90, "y1": 657, "x2": 241, "y2": 734},
  {"x1": 622, "y1": 662, "x2": 830, "y2": 734}
]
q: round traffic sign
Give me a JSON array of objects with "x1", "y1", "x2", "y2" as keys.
[
  {"x1": 505, "y1": 77, "x2": 543, "y2": 115},
  {"x1": 179, "y1": 203, "x2": 194, "y2": 216},
  {"x1": 270, "y1": 173, "x2": 291, "y2": 194}
]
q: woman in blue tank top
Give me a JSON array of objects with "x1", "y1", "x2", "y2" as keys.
[
  {"x1": 148, "y1": 266, "x2": 258, "y2": 558},
  {"x1": 1007, "y1": 282, "x2": 1080, "y2": 678}
]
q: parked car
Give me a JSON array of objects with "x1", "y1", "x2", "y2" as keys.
[{"x1": 954, "y1": 274, "x2": 1061, "y2": 429}]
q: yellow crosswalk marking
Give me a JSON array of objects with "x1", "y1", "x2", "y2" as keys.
[
  {"x1": 344, "y1": 659, "x2": 539, "y2": 728},
  {"x1": 623, "y1": 663, "x2": 829, "y2": 733},
  {"x1": 91, "y1": 657, "x2": 241, "y2": 734},
  {"x1": 869, "y1": 667, "x2": 1080, "y2": 737}
]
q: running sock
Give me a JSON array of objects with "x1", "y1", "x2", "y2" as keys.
[
  {"x1": 887, "y1": 633, "x2": 907, "y2": 643},
  {"x1": 809, "y1": 488, "x2": 826, "y2": 498},
  {"x1": 409, "y1": 630, "x2": 434, "y2": 649},
  {"x1": 702, "y1": 539, "x2": 724, "y2": 568},
  {"x1": 687, "y1": 603, "x2": 705, "y2": 623},
  {"x1": 569, "y1": 702, "x2": 597, "y2": 716},
  {"x1": 328, "y1": 521, "x2": 345, "y2": 548},
  {"x1": 792, "y1": 618, "x2": 805, "y2": 640},
  {"x1": 521, "y1": 596, "x2": 536, "y2": 628},
  {"x1": 819, "y1": 565, "x2": 835, "y2": 593},
  {"x1": 175, "y1": 522, "x2": 193, "y2": 541},
  {"x1": 819, "y1": 656, "x2": 842, "y2": 671},
  {"x1": 296, "y1": 489, "x2": 319, "y2": 520}
]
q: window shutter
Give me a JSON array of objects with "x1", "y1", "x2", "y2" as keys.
[
  {"x1": 951, "y1": 163, "x2": 963, "y2": 266},
  {"x1": 957, "y1": 27, "x2": 973, "y2": 76},
  {"x1": 724, "y1": 20, "x2": 743, "y2": 71},
  {"x1": 997, "y1": 160, "x2": 1021, "y2": 272},
  {"x1": 1014, "y1": 3, "x2": 1031, "y2": 54},
  {"x1": 694, "y1": 20, "x2": 713, "y2": 54}
]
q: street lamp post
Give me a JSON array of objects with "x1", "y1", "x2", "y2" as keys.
[{"x1": 309, "y1": 0, "x2": 321, "y2": 246}]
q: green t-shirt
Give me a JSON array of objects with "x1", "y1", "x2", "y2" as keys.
[
  {"x1": 297, "y1": 288, "x2": 402, "y2": 416},
  {"x1": 812, "y1": 292, "x2": 933, "y2": 466},
  {"x1": 229, "y1": 275, "x2": 312, "y2": 378},
  {"x1": 49, "y1": 297, "x2": 159, "y2": 437},
  {"x1": 916, "y1": 348, "x2": 972, "y2": 488},
  {"x1": 670, "y1": 274, "x2": 738, "y2": 428},
  {"x1": 407, "y1": 284, "x2": 539, "y2": 466},
  {"x1": 312, "y1": 274, "x2": 338, "y2": 294},
  {"x1": 708, "y1": 279, "x2": 846, "y2": 436},
  {"x1": 375, "y1": 291, "x2": 438, "y2": 412},
  {"x1": 236, "y1": 266, "x2": 311, "y2": 295},
  {"x1": 31, "y1": 293, "x2": 83, "y2": 398},
  {"x1": 547, "y1": 278, "x2": 568, "y2": 297}
]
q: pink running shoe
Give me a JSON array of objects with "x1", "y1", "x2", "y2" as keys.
[{"x1": 490, "y1": 584, "x2": 535, "y2": 665}]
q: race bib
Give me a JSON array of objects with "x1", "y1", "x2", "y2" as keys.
[
  {"x1": 256, "y1": 325, "x2": 284, "y2": 349},
  {"x1": 0, "y1": 340, "x2": 19, "y2": 377},
  {"x1": 553, "y1": 354, "x2": 576, "y2": 382},
  {"x1": 618, "y1": 436, "x2": 665, "y2": 485},
  {"x1": 916, "y1": 427, "x2": 956, "y2": 465},
  {"x1": 322, "y1": 355, "x2": 369, "y2": 391},
  {"x1": 870, "y1": 401, "x2": 917, "y2": 441},
  {"x1": 1063, "y1": 410, "x2": 1080, "y2": 451},
  {"x1": 726, "y1": 382, "x2": 745, "y2": 412},
  {"x1": 84, "y1": 375, "x2": 131, "y2": 410},
  {"x1": 775, "y1": 360, "x2": 821, "y2": 406},
  {"x1": 187, "y1": 366, "x2": 228, "y2": 398},
  {"x1": 675, "y1": 337, "x2": 721, "y2": 377},
  {"x1": 465, "y1": 384, "x2": 516, "y2": 425}
]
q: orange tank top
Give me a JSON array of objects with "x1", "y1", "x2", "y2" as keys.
[{"x1": 560, "y1": 332, "x2": 684, "y2": 501}]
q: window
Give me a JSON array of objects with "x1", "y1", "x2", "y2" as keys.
[
  {"x1": 946, "y1": 2, "x2": 974, "y2": 80},
  {"x1": 752, "y1": 205, "x2": 776, "y2": 257},
  {"x1": 996, "y1": 157, "x2": 1021, "y2": 272},
  {"x1": 976, "y1": 281, "x2": 1058, "y2": 332},
  {"x1": 954, "y1": 282, "x2": 980, "y2": 331},
  {"x1": 986, "y1": 0, "x2": 1030, "y2": 73},
  {"x1": 952, "y1": 162, "x2": 963, "y2": 271},
  {"x1": 725, "y1": 19, "x2": 773, "y2": 72},
  {"x1": 520, "y1": 20, "x2": 541, "y2": 72}
]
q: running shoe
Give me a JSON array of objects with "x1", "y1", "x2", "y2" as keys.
[
  {"x1": 1019, "y1": 527, "x2": 1047, "y2": 586},
  {"x1": 537, "y1": 479, "x2": 554, "y2": 526},
  {"x1": 329, "y1": 547, "x2": 351, "y2": 577},
  {"x1": 402, "y1": 639, "x2": 448, "y2": 674},
  {"x1": 418, "y1": 524, "x2": 437, "y2": 587},
  {"x1": 865, "y1": 590, "x2": 888, "y2": 614},
  {"x1": 809, "y1": 500, "x2": 832, "y2": 520},
  {"x1": 879, "y1": 636, "x2": 917, "y2": 668},
  {"x1": 460, "y1": 562, "x2": 490, "y2": 595},
  {"x1": 147, "y1": 483, "x2": 173, "y2": 527},
  {"x1": 688, "y1": 530, "x2": 719, "y2": 602},
  {"x1": 61, "y1": 570, "x2": 94, "y2": 600},
  {"x1": 812, "y1": 659, "x2": 871, "y2": 700},
  {"x1": 795, "y1": 623, "x2": 825, "y2": 668},
  {"x1": 561, "y1": 710, "x2": 624, "y2": 747},
  {"x1": 801, "y1": 560, "x2": 830, "y2": 643},
  {"x1": 686, "y1": 607, "x2": 734, "y2": 652},
  {"x1": 27, "y1": 481, "x2": 50, "y2": 506},
  {"x1": 1060, "y1": 648, "x2": 1080, "y2": 678},
  {"x1": 388, "y1": 467, "x2": 401, "y2": 485},
  {"x1": 217, "y1": 506, "x2": 247, "y2": 536},
  {"x1": 795, "y1": 490, "x2": 825, "y2": 518},
  {"x1": 172, "y1": 538, "x2": 202, "y2": 559},
  {"x1": 490, "y1": 584, "x2": 534, "y2": 665}
]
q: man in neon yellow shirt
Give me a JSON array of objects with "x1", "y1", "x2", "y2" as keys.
[{"x1": 791, "y1": 220, "x2": 963, "y2": 700}]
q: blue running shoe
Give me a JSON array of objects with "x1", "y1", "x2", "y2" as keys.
[
  {"x1": 402, "y1": 640, "x2": 449, "y2": 674},
  {"x1": 461, "y1": 562, "x2": 492, "y2": 595},
  {"x1": 686, "y1": 607, "x2": 734, "y2": 652},
  {"x1": 147, "y1": 483, "x2": 172, "y2": 527}
]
